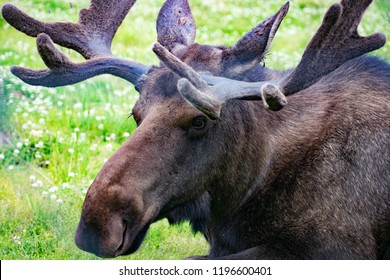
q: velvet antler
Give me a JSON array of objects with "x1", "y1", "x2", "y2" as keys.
[
  {"x1": 1, "y1": 0, "x2": 150, "y2": 87},
  {"x1": 221, "y1": 2, "x2": 290, "y2": 76},
  {"x1": 154, "y1": 0, "x2": 386, "y2": 119},
  {"x1": 153, "y1": 42, "x2": 287, "y2": 119},
  {"x1": 157, "y1": 0, "x2": 196, "y2": 51},
  {"x1": 280, "y1": 0, "x2": 386, "y2": 95}
]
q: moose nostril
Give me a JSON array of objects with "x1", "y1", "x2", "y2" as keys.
[{"x1": 115, "y1": 220, "x2": 128, "y2": 256}]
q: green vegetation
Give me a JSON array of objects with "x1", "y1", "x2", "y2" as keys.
[
  {"x1": 0, "y1": 0, "x2": 389, "y2": 260},
  {"x1": 377, "y1": 0, "x2": 390, "y2": 23}
]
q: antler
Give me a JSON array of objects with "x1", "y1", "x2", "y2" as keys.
[
  {"x1": 154, "y1": 0, "x2": 386, "y2": 119},
  {"x1": 153, "y1": 42, "x2": 286, "y2": 119},
  {"x1": 157, "y1": 0, "x2": 196, "y2": 51},
  {"x1": 1, "y1": 0, "x2": 150, "y2": 87},
  {"x1": 280, "y1": 0, "x2": 386, "y2": 95},
  {"x1": 221, "y1": 2, "x2": 290, "y2": 76}
]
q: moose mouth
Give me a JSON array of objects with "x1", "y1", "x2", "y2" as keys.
[
  {"x1": 114, "y1": 204, "x2": 196, "y2": 257},
  {"x1": 75, "y1": 191, "x2": 210, "y2": 258},
  {"x1": 115, "y1": 220, "x2": 151, "y2": 257}
]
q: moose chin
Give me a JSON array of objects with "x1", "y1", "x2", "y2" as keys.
[{"x1": 3, "y1": 0, "x2": 390, "y2": 259}]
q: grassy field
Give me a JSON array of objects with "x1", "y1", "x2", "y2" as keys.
[{"x1": 0, "y1": 0, "x2": 389, "y2": 260}]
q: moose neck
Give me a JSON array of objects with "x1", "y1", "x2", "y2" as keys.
[
  {"x1": 206, "y1": 91, "x2": 328, "y2": 222},
  {"x1": 207, "y1": 99, "x2": 276, "y2": 219},
  {"x1": 203, "y1": 65, "x2": 290, "y2": 215}
]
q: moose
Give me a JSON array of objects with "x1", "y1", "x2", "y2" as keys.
[{"x1": 2, "y1": 0, "x2": 390, "y2": 259}]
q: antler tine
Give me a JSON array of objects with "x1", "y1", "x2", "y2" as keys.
[
  {"x1": 2, "y1": 0, "x2": 150, "y2": 88},
  {"x1": 152, "y1": 42, "x2": 223, "y2": 119},
  {"x1": 159, "y1": 0, "x2": 386, "y2": 119},
  {"x1": 2, "y1": 0, "x2": 137, "y2": 59},
  {"x1": 157, "y1": 0, "x2": 196, "y2": 51},
  {"x1": 152, "y1": 42, "x2": 208, "y2": 90},
  {"x1": 10, "y1": 33, "x2": 149, "y2": 87},
  {"x1": 223, "y1": 2, "x2": 290, "y2": 68}
]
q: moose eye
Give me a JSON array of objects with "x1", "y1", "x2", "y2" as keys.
[
  {"x1": 131, "y1": 108, "x2": 142, "y2": 127},
  {"x1": 191, "y1": 116, "x2": 208, "y2": 130},
  {"x1": 134, "y1": 115, "x2": 141, "y2": 126}
]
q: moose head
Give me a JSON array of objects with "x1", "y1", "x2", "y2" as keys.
[{"x1": 2, "y1": 0, "x2": 389, "y2": 259}]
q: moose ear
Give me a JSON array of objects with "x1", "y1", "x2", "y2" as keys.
[
  {"x1": 222, "y1": 2, "x2": 290, "y2": 74},
  {"x1": 157, "y1": 0, "x2": 196, "y2": 51}
]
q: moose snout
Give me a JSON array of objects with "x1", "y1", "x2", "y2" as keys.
[
  {"x1": 75, "y1": 216, "x2": 125, "y2": 258},
  {"x1": 74, "y1": 218, "x2": 99, "y2": 256}
]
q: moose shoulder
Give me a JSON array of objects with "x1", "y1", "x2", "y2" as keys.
[{"x1": 3, "y1": 0, "x2": 389, "y2": 259}]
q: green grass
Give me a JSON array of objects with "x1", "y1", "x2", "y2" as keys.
[
  {"x1": 0, "y1": 0, "x2": 389, "y2": 260},
  {"x1": 376, "y1": 0, "x2": 390, "y2": 23}
]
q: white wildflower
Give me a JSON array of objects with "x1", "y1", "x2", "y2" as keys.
[
  {"x1": 56, "y1": 199, "x2": 63, "y2": 203},
  {"x1": 35, "y1": 141, "x2": 44, "y2": 148},
  {"x1": 12, "y1": 236, "x2": 21, "y2": 245},
  {"x1": 79, "y1": 133, "x2": 86, "y2": 142},
  {"x1": 50, "y1": 194, "x2": 57, "y2": 200},
  {"x1": 30, "y1": 130, "x2": 43, "y2": 137},
  {"x1": 123, "y1": 132, "x2": 130, "y2": 138},
  {"x1": 74, "y1": 102, "x2": 82, "y2": 109},
  {"x1": 16, "y1": 142, "x2": 23, "y2": 149},
  {"x1": 68, "y1": 172, "x2": 75, "y2": 177},
  {"x1": 104, "y1": 103, "x2": 111, "y2": 110},
  {"x1": 29, "y1": 175, "x2": 36, "y2": 183},
  {"x1": 98, "y1": 123, "x2": 104, "y2": 130},
  {"x1": 49, "y1": 186, "x2": 58, "y2": 192}
]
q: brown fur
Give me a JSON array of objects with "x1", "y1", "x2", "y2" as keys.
[
  {"x1": 75, "y1": 0, "x2": 390, "y2": 259},
  {"x1": 76, "y1": 53, "x2": 390, "y2": 259}
]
